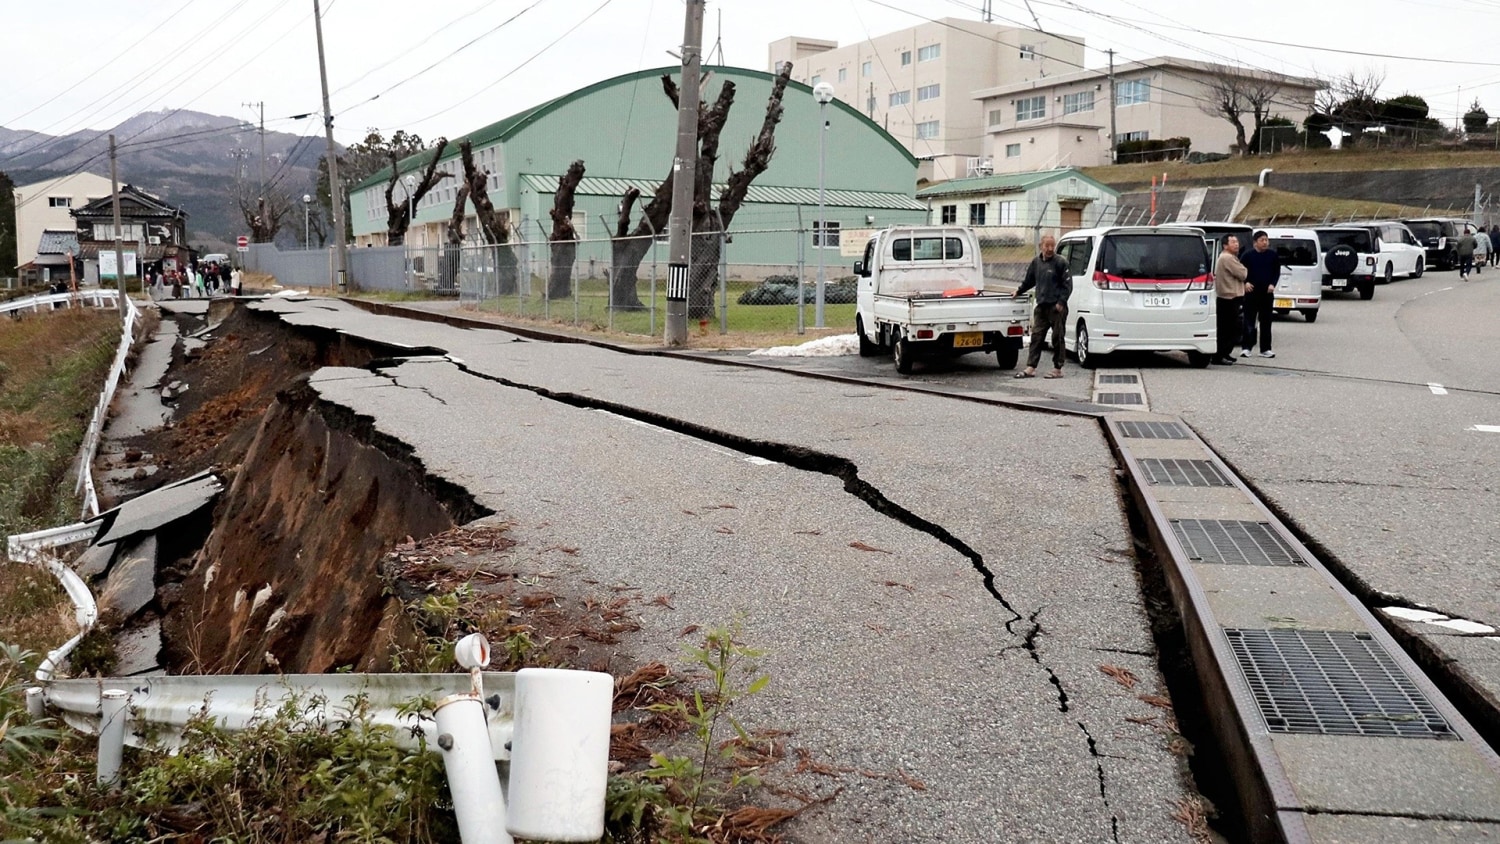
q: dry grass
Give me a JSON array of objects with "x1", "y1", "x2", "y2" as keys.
[
  {"x1": 0, "y1": 566, "x2": 75, "y2": 657},
  {"x1": 1083, "y1": 148, "x2": 1500, "y2": 187},
  {"x1": 1236, "y1": 187, "x2": 1440, "y2": 225}
]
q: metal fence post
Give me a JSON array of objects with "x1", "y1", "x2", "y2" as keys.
[
  {"x1": 435, "y1": 694, "x2": 511, "y2": 844},
  {"x1": 716, "y1": 212, "x2": 728, "y2": 335},
  {"x1": 646, "y1": 219, "x2": 658, "y2": 337},
  {"x1": 98, "y1": 688, "x2": 128, "y2": 785},
  {"x1": 796, "y1": 205, "x2": 806, "y2": 335}
]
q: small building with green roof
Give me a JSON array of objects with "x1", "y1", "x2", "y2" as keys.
[
  {"x1": 348, "y1": 65, "x2": 927, "y2": 268},
  {"x1": 916, "y1": 167, "x2": 1119, "y2": 235}
]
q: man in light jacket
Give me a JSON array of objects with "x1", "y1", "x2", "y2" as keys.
[{"x1": 1212, "y1": 236, "x2": 1247, "y2": 365}]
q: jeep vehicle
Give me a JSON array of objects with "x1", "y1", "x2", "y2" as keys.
[{"x1": 1313, "y1": 226, "x2": 1378, "y2": 300}]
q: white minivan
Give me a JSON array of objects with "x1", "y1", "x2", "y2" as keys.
[
  {"x1": 1052, "y1": 226, "x2": 1217, "y2": 369},
  {"x1": 1257, "y1": 227, "x2": 1323, "y2": 323}
]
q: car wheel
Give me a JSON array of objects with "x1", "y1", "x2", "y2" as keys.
[
  {"x1": 1076, "y1": 320, "x2": 1101, "y2": 370},
  {"x1": 856, "y1": 316, "x2": 879, "y2": 357},
  {"x1": 995, "y1": 342, "x2": 1019, "y2": 370},
  {"x1": 1358, "y1": 281, "x2": 1375, "y2": 300},
  {"x1": 1412, "y1": 257, "x2": 1424, "y2": 279},
  {"x1": 894, "y1": 334, "x2": 914, "y2": 374},
  {"x1": 1187, "y1": 350, "x2": 1211, "y2": 368},
  {"x1": 1384, "y1": 262, "x2": 1395, "y2": 283},
  {"x1": 1302, "y1": 309, "x2": 1319, "y2": 323}
]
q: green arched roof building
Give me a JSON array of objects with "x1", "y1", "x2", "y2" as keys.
[{"x1": 348, "y1": 65, "x2": 926, "y2": 261}]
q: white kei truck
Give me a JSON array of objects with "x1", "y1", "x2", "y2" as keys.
[{"x1": 852, "y1": 226, "x2": 1030, "y2": 374}]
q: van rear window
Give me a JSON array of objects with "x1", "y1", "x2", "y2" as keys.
[
  {"x1": 1317, "y1": 229, "x2": 1372, "y2": 252},
  {"x1": 1099, "y1": 234, "x2": 1207, "y2": 279},
  {"x1": 892, "y1": 237, "x2": 964, "y2": 261},
  {"x1": 1273, "y1": 239, "x2": 1318, "y2": 266},
  {"x1": 1405, "y1": 222, "x2": 1441, "y2": 240}
]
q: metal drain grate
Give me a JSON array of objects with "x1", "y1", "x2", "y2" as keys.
[
  {"x1": 1095, "y1": 392, "x2": 1144, "y2": 405},
  {"x1": 1140, "y1": 458, "x2": 1232, "y2": 487},
  {"x1": 1119, "y1": 420, "x2": 1188, "y2": 439},
  {"x1": 1170, "y1": 519, "x2": 1306, "y2": 566},
  {"x1": 1226, "y1": 628, "x2": 1458, "y2": 739},
  {"x1": 1098, "y1": 374, "x2": 1139, "y2": 385}
]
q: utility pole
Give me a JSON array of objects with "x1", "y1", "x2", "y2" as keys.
[
  {"x1": 109, "y1": 134, "x2": 126, "y2": 316},
  {"x1": 312, "y1": 0, "x2": 349, "y2": 292},
  {"x1": 1107, "y1": 49, "x2": 1118, "y2": 164},
  {"x1": 664, "y1": 0, "x2": 705, "y2": 347},
  {"x1": 243, "y1": 100, "x2": 265, "y2": 196}
]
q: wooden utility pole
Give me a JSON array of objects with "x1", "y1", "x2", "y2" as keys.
[
  {"x1": 109, "y1": 134, "x2": 126, "y2": 315},
  {"x1": 665, "y1": 0, "x2": 705, "y2": 347},
  {"x1": 313, "y1": 0, "x2": 349, "y2": 292}
]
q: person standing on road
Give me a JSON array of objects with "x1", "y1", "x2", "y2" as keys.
[
  {"x1": 1457, "y1": 227, "x2": 1478, "y2": 281},
  {"x1": 1489, "y1": 224, "x2": 1500, "y2": 266},
  {"x1": 1240, "y1": 230, "x2": 1279, "y2": 359},
  {"x1": 1013, "y1": 234, "x2": 1073, "y2": 379},
  {"x1": 1212, "y1": 235, "x2": 1247, "y2": 365}
]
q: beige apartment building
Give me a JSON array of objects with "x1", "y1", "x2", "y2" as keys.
[
  {"x1": 769, "y1": 19, "x2": 1084, "y2": 182},
  {"x1": 975, "y1": 57, "x2": 1322, "y2": 174},
  {"x1": 12, "y1": 172, "x2": 113, "y2": 269}
]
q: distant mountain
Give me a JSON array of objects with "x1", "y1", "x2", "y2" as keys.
[{"x1": 1, "y1": 109, "x2": 332, "y2": 253}]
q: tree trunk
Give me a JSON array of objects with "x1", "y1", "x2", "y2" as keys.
[
  {"x1": 440, "y1": 184, "x2": 469, "y2": 292},
  {"x1": 547, "y1": 160, "x2": 586, "y2": 300},
  {"x1": 687, "y1": 230, "x2": 721, "y2": 320},
  {"x1": 386, "y1": 139, "x2": 450, "y2": 246},
  {"x1": 459, "y1": 140, "x2": 519, "y2": 295}
]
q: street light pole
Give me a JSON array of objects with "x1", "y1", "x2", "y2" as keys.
[
  {"x1": 303, "y1": 194, "x2": 312, "y2": 248},
  {"x1": 404, "y1": 175, "x2": 416, "y2": 289},
  {"x1": 813, "y1": 82, "x2": 835, "y2": 328}
]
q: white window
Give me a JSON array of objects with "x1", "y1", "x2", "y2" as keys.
[
  {"x1": 862, "y1": 60, "x2": 872, "y2": 77},
  {"x1": 48, "y1": 196, "x2": 71, "y2": 208},
  {"x1": 1016, "y1": 95, "x2": 1046, "y2": 122},
  {"x1": 917, "y1": 84, "x2": 941, "y2": 102},
  {"x1": 889, "y1": 90, "x2": 911, "y2": 107},
  {"x1": 1063, "y1": 90, "x2": 1094, "y2": 114},
  {"x1": 1019, "y1": 45, "x2": 1036, "y2": 61},
  {"x1": 1005, "y1": 143, "x2": 1022, "y2": 158},
  {"x1": 1116, "y1": 130, "x2": 1150, "y2": 143},
  {"x1": 917, "y1": 44, "x2": 941, "y2": 62},
  {"x1": 1117, "y1": 79, "x2": 1150, "y2": 105},
  {"x1": 916, "y1": 120, "x2": 940, "y2": 139},
  {"x1": 940, "y1": 205, "x2": 957, "y2": 224},
  {"x1": 998, "y1": 201, "x2": 1018, "y2": 226},
  {"x1": 969, "y1": 203, "x2": 986, "y2": 225},
  {"x1": 811, "y1": 75, "x2": 821, "y2": 86},
  {"x1": 988, "y1": 109, "x2": 1005, "y2": 126},
  {"x1": 838, "y1": 67, "x2": 847, "y2": 83},
  {"x1": 900, "y1": 50, "x2": 912, "y2": 66},
  {"x1": 812, "y1": 220, "x2": 841, "y2": 248}
]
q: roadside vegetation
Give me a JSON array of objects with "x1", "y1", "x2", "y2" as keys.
[
  {"x1": 1237, "y1": 187, "x2": 1437, "y2": 226},
  {"x1": 1084, "y1": 147, "x2": 1500, "y2": 188}
]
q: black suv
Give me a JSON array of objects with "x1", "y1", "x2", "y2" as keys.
[{"x1": 1401, "y1": 218, "x2": 1468, "y2": 270}]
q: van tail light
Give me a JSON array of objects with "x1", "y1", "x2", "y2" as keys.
[
  {"x1": 1187, "y1": 274, "x2": 1212, "y2": 290},
  {"x1": 1092, "y1": 271, "x2": 1127, "y2": 290}
]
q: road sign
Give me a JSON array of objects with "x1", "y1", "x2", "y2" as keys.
[{"x1": 236, "y1": 236, "x2": 249, "y2": 252}]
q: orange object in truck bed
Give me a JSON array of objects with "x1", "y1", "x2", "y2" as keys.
[{"x1": 941, "y1": 287, "x2": 978, "y2": 297}]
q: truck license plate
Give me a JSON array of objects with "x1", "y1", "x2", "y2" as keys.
[
  {"x1": 1274, "y1": 297, "x2": 1293, "y2": 309},
  {"x1": 1143, "y1": 294, "x2": 1173, "y2": 307},
  {"x1": 952, "y1": 332, "x2": 983, "y2": 348}
]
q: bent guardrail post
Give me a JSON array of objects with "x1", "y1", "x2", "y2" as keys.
[
  {"x1": 25, "y1": 687, "x2": 44, "y2": 720},
  {"x1": 438, "y1": 633, "x2": 512, "y2": 844},
  {"x1": 507, "y1": 666, "x2": 612, "y2": 842},
  {"x1": 97, "y1": 689, "x2": 129, "y2": 785}
]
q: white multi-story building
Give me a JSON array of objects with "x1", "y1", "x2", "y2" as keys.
[
  {"x1": 12, "y1": 172, "x2": 113, "y2": 270},
  {"x1": 769, "y1": 19, "x2": 1084, "y2": 182},
  {"x1": 975, "y1": 57, "x2": 1322, "y2": 174}
]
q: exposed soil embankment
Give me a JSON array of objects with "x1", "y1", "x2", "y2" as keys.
[{"x1": 114, "y1": 304, "x2": 490, "y2": 674}]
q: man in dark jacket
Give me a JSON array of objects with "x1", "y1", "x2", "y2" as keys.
[
  {"x1": 1013, "y1": 234, "x2": 1072, "y2": 378},
  {"x1": 1240, "y1": 230, "x2": 1280, "y2": 358}
]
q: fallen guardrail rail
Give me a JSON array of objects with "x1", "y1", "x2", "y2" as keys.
[
  {"x1": 0, "y1": 287, "x2": 120, "y2": 316},
  {"x1": 75, "y1": 292, "x2": 141, "y2": 519}
]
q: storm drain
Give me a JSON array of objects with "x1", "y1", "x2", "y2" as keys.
[
  {"x1": 1096, "y1": 392, "x2": 1144, "y2": 405},
  {"x1": 1098, "y1": 374, "x2": 1139, "y2": 385},
  {"x1": 1170, "y1": 519, "x2": 1307, "y2": 567},
  {"x1": 1140, "y1": 458, "x2": 1232, "y2": 487},
  {"x1": 1119, "y1": 420, "x2": 1189, "y2": 439},
  {"x1": 1225, "y1": 628, "x2": 1458, "y2": 739}
]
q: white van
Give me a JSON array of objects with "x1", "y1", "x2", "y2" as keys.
[
  {"x1": 1052, "y1": 226, "x2": 1217, "y2": 369},
  {"x1": 1257, "y1": 228, "x2": 1323, "y2": 323}
]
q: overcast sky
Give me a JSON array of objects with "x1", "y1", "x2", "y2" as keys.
[{"x1": 5, "y1": 0, "x2": 1500, "y2": 150}]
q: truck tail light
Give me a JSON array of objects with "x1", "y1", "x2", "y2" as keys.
[
  {"x1": 916, "y1": 329, "x2": 934, "y2": 339},
  {"x1": 1092, "y1": 271, "x2": 1127, "y2": 290},
  {"x1": 1007, "y1": 325, "x2": 1024, "y2": 336}
]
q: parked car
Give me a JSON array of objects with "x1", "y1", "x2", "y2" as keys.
[
  {"x1": 1052, "y1": 226, "x2": 1216, "y2": 368},
  {"x1": 1401, "y1": 217, "x2": 1468, "y2": 270},
  {"x1": 1336, "y1": 221, "x2": 1426, "y2": 281},
  {"x1": 1164, "y1": 221, "x2": 1252, "y2": 271},
  {"x1": 1258, "y1": 228, "x2": 1323, "y2": 322},
  {"x1": 1313, "y1": 226, "x2": 1378, "y2": 300}
]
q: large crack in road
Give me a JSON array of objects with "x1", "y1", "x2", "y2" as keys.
[{"x1": 369, "y1": 355, "x2": 1124, "y2": 841}]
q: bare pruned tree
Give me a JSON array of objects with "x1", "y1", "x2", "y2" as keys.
[
  {"x1": 1316, "y1": 68, "x2": 1386, "y2": 127},
  {"x1": 1201, "y1": 67, "x2": 1287, "y2": 154},
  {"x1": 458, "y1": 140, "x2": 521, "y2": 295},
  {"x1": 439, "y1": 181, "x2": 470, "y2": 292},
  {"x1": 547, "y1": 160, "x2": 586, "y2": 300},
  {"x1": 384, "y1": 138, "x2": 451, "y2": 246},
  {"x1": 234, "y1": 181, "x2": 294, "y2": 243}
]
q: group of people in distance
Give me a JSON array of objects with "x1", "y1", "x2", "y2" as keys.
[{"x1": 144, "y1": 259, "x2": 239, "y2": 300}]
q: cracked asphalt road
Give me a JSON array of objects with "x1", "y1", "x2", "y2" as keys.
[{"x1": 253, "y1": 299, "x2": 1194, "y2": 843}]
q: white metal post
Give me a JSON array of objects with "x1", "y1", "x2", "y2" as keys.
[
  {"x1": 98, "y1": 688, "x2": 128, "y2": 785},
  {"x1": 435, "y1": 694, "x2": 511, "y2": 844},
  {"x1": 506, "y1": 668, "x2": 613, "y2": 842},
  {"x1": 814, "y1": 85, "x2": 834, "y2": 328},
  {"x1": 26, "y1": 687, "x2": 44, "y2": 720}
]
